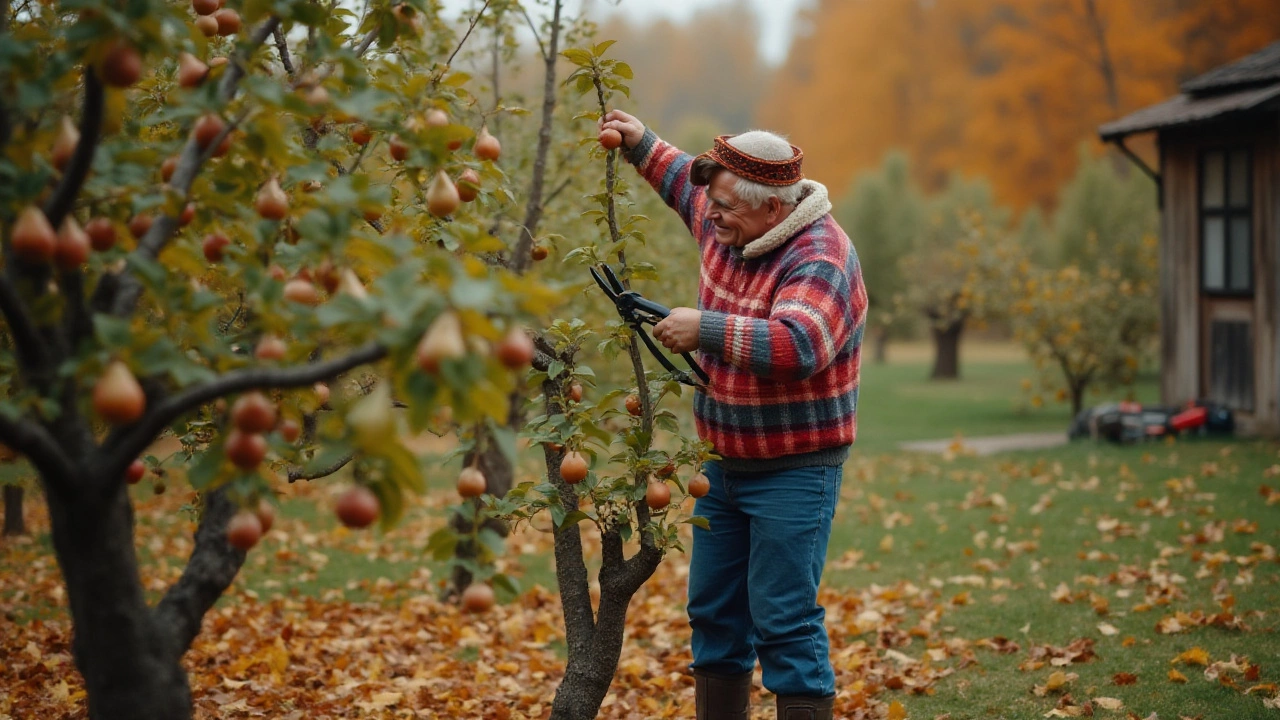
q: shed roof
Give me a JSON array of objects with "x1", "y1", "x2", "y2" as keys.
[
  {"x1": 1099, "y1": 39, "x2": 1280, "y2": 142},
  {"x1": 1181, "y1": 40, "x2": 1280, "y2": 95},
  {"x1": 1098, "y1": 83, "x2": 1280, "y2": 141}
]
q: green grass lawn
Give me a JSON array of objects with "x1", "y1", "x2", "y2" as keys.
[
  {"x1": 834, "y1": 439, "x2": 1279, "y2": 719},
  {"x1": 854, "y1": 343, "x2": 1160, "y2": 455}
]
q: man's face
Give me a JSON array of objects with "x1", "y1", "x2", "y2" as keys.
[{"x1": 705, "y1": 171, "x2": 778, "y2": 248}]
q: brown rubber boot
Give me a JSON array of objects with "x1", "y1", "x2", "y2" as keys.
[
  {"x1": 694, "y1": 668, "x2": 752, "y2": 720},
  {"x1": 775, "y1": 694, "x2": 835, "y2": 720}
]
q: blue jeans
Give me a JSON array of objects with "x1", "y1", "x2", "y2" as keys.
[{"x1": 687, "y1": 461, "x2": 842, "y2": 697}]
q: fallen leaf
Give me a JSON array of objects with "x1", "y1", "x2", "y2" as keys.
[
  {"x1": 1093, "y1": 697, "x2": 1124, "y2": 710},
  {"x1": 1168, "y1": 668, "x2": 1188, "y2": 683},
  {"x1": 1112, "y1": 672, "x2": 1138, "y2": 685},
  {"x1": 887, "y1": 700, "x2": 907, "y2": 720},
  {"x1": 1173, "y1": 647, "x2": 1209, "y2": 666},
  {"x1": 1097, "y1": 622, "x2": 1119, "y2": 636}
]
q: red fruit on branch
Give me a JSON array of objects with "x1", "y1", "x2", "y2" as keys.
[
  {"x1": 496, "y1": 326, "x2": 534, "y2": 369},
  {"x1": 93, "y1": 361, "x2": 146, "y2": 425},
  {"x1": 85, "y1": 217, "x2": 116, "y2": 251},
  {"x1": 254, "y1": 335, "x2": 287, "y2": 361},
  {"x1": 687, "y1": 473, "x2": 711, "y2": 498},
  {"x1": 213, "y1": 8, "x2": 240, "y2": 35},
  {"x1": 473, "y1": 127, "x2": 501, "y2": 161},
  {"x1": 599, "y1": 128, "x2": 622, "y2": 150},
  {"x1": 193, "y1": 113, "x2": 225, "y2": 149},
  {"x1": 125, "y1": 459, "x2": 146, "y2": 484},
  {"x1": 55, "y1": 218, "x2": 91, "y2": 269},
  {"x1": 226, "y1": 510, "x2": 262, "y2": 550},
  {"x1": 202, "y1": 233, "x2": 230, "y2": 262},
  {"x1": 625, "y1": 394, "x2": 642, "y2": 416},
  {"x1": 335, "y1": 486, "x2": 379, "y2": 528},
  {"x1": 231, "y1": 392, "x2": 277, "y2": 433},
  {"x1": 560, "y1": 451, "x2": 588, "y2": 484},
  {"x1": 101, "y1": 42, "x2": 142, "y2": 87},
  {"x1": 646, "y1": 481, "x2": 671, "y2": 510},
  {"x1": 12, "y1": 206, "x2": 57, "y2": 263},
  {"x1": 52, "y1": 116, "x2": 80, "y2": 172},
  {"x1": 457, "y1": 467, "x2": 487, "y2": 498},
  {"x1": 178, "y1": 53, "x2": 208, "y2": 89},
  {"x1": 225, "y1": 429, "x2": 267, "y2": 470}
]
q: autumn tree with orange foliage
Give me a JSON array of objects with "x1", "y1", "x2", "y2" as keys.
[{"x1": 762, "y1": 0, "x2": 1280, "y2": 209}]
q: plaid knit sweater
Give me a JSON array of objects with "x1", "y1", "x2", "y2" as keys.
[{"x1": 626, "y1": 130, "x2": 867, "y2": 471}]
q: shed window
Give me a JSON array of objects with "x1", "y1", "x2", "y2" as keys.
[{"x1": 1200, "y1": 149, "x2": 1252, "y2": 294}]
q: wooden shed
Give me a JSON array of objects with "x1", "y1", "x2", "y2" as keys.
[{"x1": 1100, "y1": 40, "x2": 1280, "y2": 435}]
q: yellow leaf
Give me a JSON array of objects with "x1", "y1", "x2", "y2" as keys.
[
  {"x1": 1173, "y1": 647, "x2": 1209, "y2": 666},
  {"x1": 1046, "y1": 670, "x2": 1074, "y2": 691},
  {"x1": 887, "y1": 700, "x2": 907, "y2": 720},
  {"x1": 1168, "y1": 669, "x2": 1188, "y2": 683}
]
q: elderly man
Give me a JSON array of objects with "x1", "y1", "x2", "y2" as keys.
[{"x1": 599, "y1": 110, "x2": 866, "y2": 720}]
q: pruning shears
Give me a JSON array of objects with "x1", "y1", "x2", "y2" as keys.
[{"x1": 590, "y1": 263, "x2": 710, "y2": 389}]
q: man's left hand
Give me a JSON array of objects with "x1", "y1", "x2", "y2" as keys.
[{"x1": 653, "y1": 307, "x2": 701, "y2": 354}]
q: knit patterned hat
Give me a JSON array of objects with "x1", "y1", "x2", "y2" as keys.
[{"x1": 690, "y1": 134, "x2": 804, "y2": 187}]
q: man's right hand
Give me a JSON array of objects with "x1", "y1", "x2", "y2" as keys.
[{"x1": 600, "y1": 109, "x2": 646, "y2": 150}]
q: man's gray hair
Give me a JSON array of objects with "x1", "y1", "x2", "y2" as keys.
[{"x1": 700, "y1": 130, "x2": 804, "y2": 208}]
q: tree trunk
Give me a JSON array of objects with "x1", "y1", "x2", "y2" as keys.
[
  {"x1": 3, "y1": 484, "x2": 24, "y2": 536},
  {"x1": 930, "y1": 320, "x2": 964, "y2": 379},
  {"x1": 1070, "y1": 380, "x2": 1088, "y2": 416},
  {"x1": 873, "y1": 325, "x2": 890, "y2": 364},
  {"x1": 45, "y1": 480, "x2": 192, "y2": 720},
  {"x1": 42, "y1": 468, "x2": 246, "y2": 720},
  {"x1": 447, "y1": 423, "x2": 513, "y2": 596}
]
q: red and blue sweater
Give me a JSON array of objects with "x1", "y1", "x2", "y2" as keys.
[{"x1": 627, "y1": 130, "x2": 867, "y2": 470}]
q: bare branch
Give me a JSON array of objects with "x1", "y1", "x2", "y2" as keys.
[
  {"x1": 273, "y1": 27, "x2": 296, "y2": 75},
  {"x1": 517, "y1": 5, "x2": 548, "y2": 64},
  {"x1": 98, "y1": 340, "x2": 386, "y2": 489},
  {"x1": 42, "y1": 69, "x2": 105, "y2": 229},
  {"x1": 287, "y1": 451, "x2": 353, "y2": 482},
  {"x1": 511, "y1": 0, "x2": 562, "y2": 274},
  {"x1": 445, "y1": 0, "x2": 492, "y2": 70},
  {"x1": 0, "y1": 0, "x2": 13, "y2": 149},
  {"x1": 0, "y1": 413, "x2": 76, "y2": 498},
  {"x1": 542, "y1": 176, "x2": 573, "y2": 207}
]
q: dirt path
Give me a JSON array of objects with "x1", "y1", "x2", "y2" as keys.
[{"x1": 897, "y1": 431, "x2": 1069, "y2": 456}]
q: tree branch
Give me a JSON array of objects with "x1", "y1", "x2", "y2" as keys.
[
  {"x1": 0, "y1": 413, "x2": 76, "y2": 498},
  {"x1": 511, "y1": 0, "x2": 562, "y2": 274},
  {"x1": 287, "y1": 451, "x2": 353, "y2": 482},
  {"x1": 445, "y1": 0, "x2": 491, "y2": 70},
  {"x1": 353, "y1": 27, "x2": 377, "y2": 59},
  {"x1": 0, "y1": 276, "x2": 50, "y2": 375},
  {"x1": 273, "y1": 27, "x2": 295, "y2": 75},
  {"x1": 153, "y1": 487, "x2": 247, "y2": 657},
  {"x1": 107, "y1": 20, "x2": 278, "y2": 316},
  {"x1": 42, "y1": 69, "x2": 104, "y2": 229},
  {"x1": 98, "y1": 341, "x2": 386, "y2": 489},
  {"x1": 517, "y1": 4, "x2": 548, "y2": 63}
]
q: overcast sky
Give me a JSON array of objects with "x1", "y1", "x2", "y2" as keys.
[{"x1": 440, "y1": 0, "x2": 808, "y2": 66}]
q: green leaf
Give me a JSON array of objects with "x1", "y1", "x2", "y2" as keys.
[
  {"x1": 556, "y1": 509, "x2": 590, "y2": 530},
  {"x1": 425, "y1": 527, "x2": 459, "y2": 561},
  {"x1": 185, "y1": 449, "x2": 224, "y2": 491},
  {"x1": 93, "y1": 314, "x2": 133, "y2": 349},
  {"x1": 592, "y1": 40, "x2": 617, "y2": 57},
  {"x1": 683, "y1": 516, "x2": 711, "y2": 530},
  {"x1": 612, "y1": 61, "x2": 633, "y2": 79},
  {"x1": 560, "y1": 48, "x2": 593, "y2": 66}
]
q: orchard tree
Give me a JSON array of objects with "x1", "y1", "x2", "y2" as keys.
[
  {"x1": 1012, "y1": 152, "x2": 1159, "y2": 413},
  {"x1": 897, "y1": 176, "x2": 1017, "y2": 379},
  {"x1": 834, "y1": 150, "x2": 924, "y2": 363},
  {"x1": 0, "y1": 0, "x2": 552, "y2": 716},
  {"x1": 483, "y1": 43, "x2": 713, "y2": 719}
]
